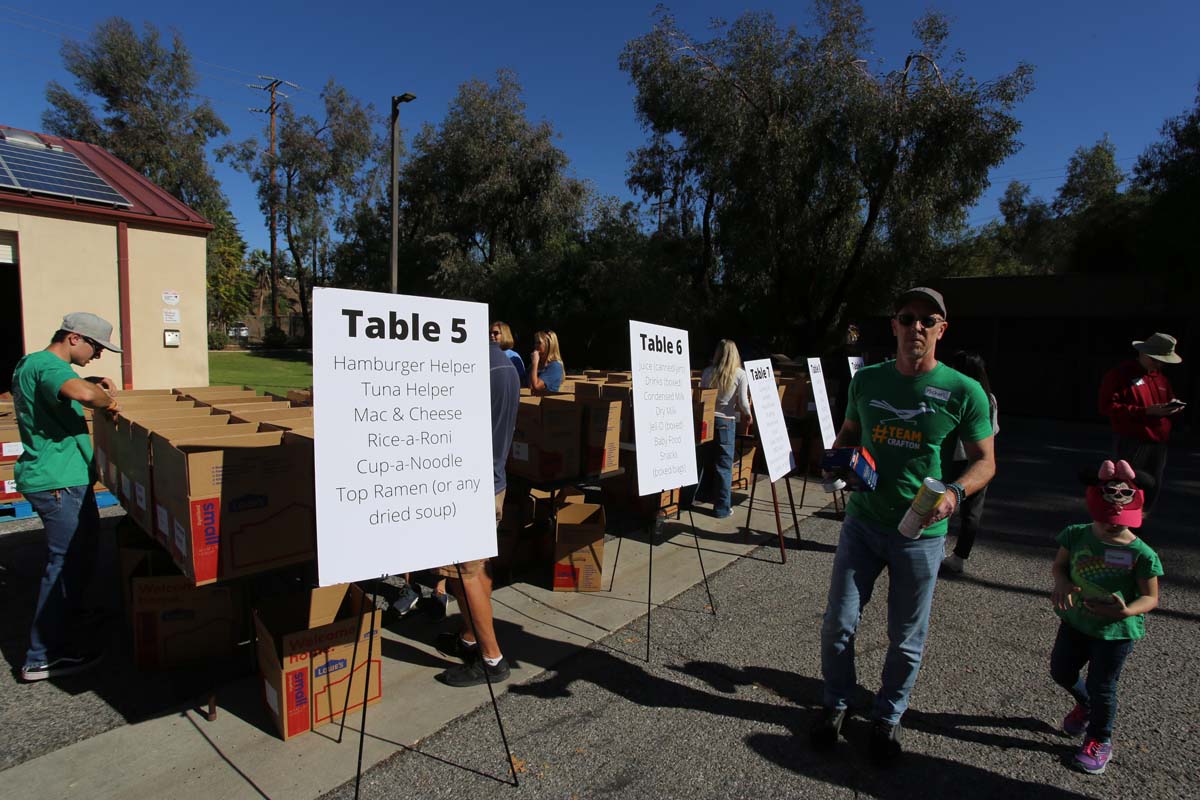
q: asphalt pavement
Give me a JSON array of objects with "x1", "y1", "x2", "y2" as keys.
[{"x1": 321, "y1": 416, "x2": 1199, "y2": 800}]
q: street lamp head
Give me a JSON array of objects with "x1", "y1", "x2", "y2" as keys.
[{"x1": 394, "y1": 93, "x2": 417, "y2": 104}]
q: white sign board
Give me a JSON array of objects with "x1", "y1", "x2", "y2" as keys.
[
  {"x1": 807, "y1": 357, "x2": 837, "y2": 449},
  {"x1": 312, "y1": 287, "x2": 495, "y2": 586},
  {"x1": 847, "y1": 356, "x2": 864, "y2": 379},
  {"x1": 630, "y1": 320, "x2": 698, "y2": 495},
  {"x1": 161, "y1": 290, "x2": 180, "y2": 305},
  {"x1": 744, "y1": 359, "x2": 796, "y2": 482},
  {"x1": 162, "y1": 308, "x2": 181, "y2": 324}
]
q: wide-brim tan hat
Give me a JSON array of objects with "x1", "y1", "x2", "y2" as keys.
[{"x1": 1133, "y1": 332, "x2": 1181, "y2": 364}]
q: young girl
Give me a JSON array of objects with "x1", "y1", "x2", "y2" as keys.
[
  {"x1": 529, "y1": 330, "x2": 564, "y2": 394},
  {"x1": 1049, "y1": 460, "x2": 1163, "y2": 775}
]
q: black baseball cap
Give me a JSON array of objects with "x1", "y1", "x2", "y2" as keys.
[{"x1": 894, "y1": 287, "x2": 947, "y2": 319}]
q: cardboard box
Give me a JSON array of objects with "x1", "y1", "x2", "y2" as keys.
[
  {"x1": 553, "y1": 503, "x2": 606, "y2": 592},
  {"x1": 286, "y1": 389, "x2": 313, "y2": 406},
  {"x1": 150, "y1": 429, "x2": 316, "y2": 585},
  {"x1": 92, "y1": 396, "x2": 191, "y2": 486},
  {"x1": 110, "y1": 406, "x2": 213, "y2": 508},
  {"x1": 0, "y1": 424, "x2": 23, "y2": 464},
  {"x1": 572, "y1": 382, "x2": 605, "y2": 400},
  {"x1": 508, "y1": 396, "x2": 582, "y2": 482},
  {"x1": 174, "y1": 385, "x2": 252, "y2": 397},
  {"x1": 119, "y1": 534, "x2": 241, "y2": 669},
  {"x1": 601, "y1": 384, "x2": 636, "y2": 443},
  {"x1": 1, "y1": 462, "x2": 20, "y2": 501},
  {"x1": 255, "y1": 583, "x2": 382, "y2": 741},
  {"x1": 194, "y1": 395, "x2": 279, "y2": 409},
  {"x1": 693, "y1": 388, "x2": 717, "y2": 444},
  {"x1": 777, "y1": 378, "x2": 810, "y2": 418},
  {"x1": 231, "y1": 407, "x2": 313, "y2": 426},
  {"x1": 584, "y1": 370, "x2": 608, "y2": 380},
  {"x1": 819, "y1": 447, "x2": 879, "y2": 491},
  {"x1": 124, "y1": 416, "x2": 252, "y2": 537},
  {"x1": 580, "y1": 399, "x2": 621, "y2": 475}
]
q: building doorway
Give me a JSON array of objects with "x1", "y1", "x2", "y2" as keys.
[{"x1": 0, "y1": 231, "x2": 23, "y2": 395}]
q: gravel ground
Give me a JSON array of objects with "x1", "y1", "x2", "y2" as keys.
[{"x1": 320, "y1": 417, "x2": 1199, "y2": 800}]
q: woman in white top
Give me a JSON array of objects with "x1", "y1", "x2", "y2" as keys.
[{"x1": 700, "y1": 340, "x2": 753, "y2": 518}]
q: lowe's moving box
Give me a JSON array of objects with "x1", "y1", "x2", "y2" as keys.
[
  {"x1": 580, "y1": 399, "x2": 621, "y2": 475},
  {"x1": 508, "y1": 396, "x2": 582, "y2": 482},
  {"x1": 193, "y1": 394, "x2": 278, "y2": 409},
  {"x1": 111, "y1": 405, "x2": 213, "y2": 508},
  {"x1": 124, "y1": 416, "x2": 251, "y2": 537},
  {"x1": 255, "y1": 583, "x2": 382, "y2": 741},
  {"x1": 286, "y1": 389, "x2": 313, "y2": 406},
  {"x1": 693, "y1": 388, "x2": 717, "y2": 444},
  {"x1": 776, "y1": 377, "x2": 810, "y2": 418},
  {"x1": 119, "y1": 528, "x2": 240, "y2": 669},
  {"x1": 150, "y1": 429, "x2": 316, "y2": 585},
  {"x1": 601, "y1": 384, "x2": 636, "y2": 444},
  {"x1": 93, "y1": 397, "x2": 194, "y2": 490},
  {"x1": 1, "y1": 462, "x2": 20, "y2": 501},
  {"x1": 1, "y1": 424, "x2": 23, "y2": 464},
  {"x1": 228, "y1": 406, "x2": 313, "y2": 426},
  {"x1": 553, "y1": 503, "x2": 606, "y2": 591}
]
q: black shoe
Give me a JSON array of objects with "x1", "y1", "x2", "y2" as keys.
[
  {"x1": 435, "y1": 632, "x2": 479, "y2": 662},
  {"x1": 437, "y1": 657, "x2": 510, "y2": 687},
  {"x1": 809, "y1": 706, "x2": 847, "y2": 751},
  {"x1": 20, "y1": 652, "x2": 104, "y2": 682},
  {"x1": 869, "y1": 720, "x2": 902, "y2": 763}
]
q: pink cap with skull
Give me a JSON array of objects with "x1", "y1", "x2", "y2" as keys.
[{"x1": 1082, "y1": 460, "x2": 1151, "y2": 528}]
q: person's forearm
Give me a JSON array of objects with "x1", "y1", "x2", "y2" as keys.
[
  {"x1": 1123, "y1": 596, "x2": 1157, "y2": 616},
  {"x1": 82, "y1": 384, "x2": 115, "y2": 410},
  {"x1": 954, "y1": 457, "x2": 995, "y2": 497},
  {"x1": 832, "y1": 427, "x2": 859, "y2": 449}
]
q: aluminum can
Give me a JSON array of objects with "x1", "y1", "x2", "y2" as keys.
[{"x1": 897, "y1": 477, "x2": 946, "y2": 538}]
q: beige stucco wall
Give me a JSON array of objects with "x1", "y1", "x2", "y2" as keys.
[
  {"x1": 126, "y1": 226, "x2": 209, "y2": 389},
  {"x1": 1, "y1": 209, "x2": 209, "y2": 389}
]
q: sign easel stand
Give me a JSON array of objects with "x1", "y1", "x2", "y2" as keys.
[
  {"x1": 643, "y1": 507, "x2": 716, "y2": 662},
  {"x1": 738, "y1": 432, "x2": 801, "y2": 563}
]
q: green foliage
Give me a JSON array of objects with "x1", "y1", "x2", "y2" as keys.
[
  {"x1": 1053, "y1": 135, "x2": 1124, "y2": 216},
  {"x1": 209, "y1": 351, "x2": 312, "y2": 397},
  {"x1": 207, "y1": 330, "x2": 230, "y2": 350},
  {"x1": 204, "y1": 205, "x2": 255, "y2": 327},
  {"x1": 43, "y1": 17, "x2": 228, "y2": 210},
  {"x1": 619, "y1": 2, "x2": 1033, "y2": 346},
  {"x1": 261, "y1": 327, "x2": 289, "y2": 349}
]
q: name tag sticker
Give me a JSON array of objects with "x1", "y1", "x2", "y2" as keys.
[
  {"x1": 924, "y1": 386, "x2": 951, "y2": 402},
  {"x1": 1104, "y1": 549, "x2": 1134, "y2": 568},
  {"x1": 1133, "y1": 378, "x2": 1145, "y2": 387}
]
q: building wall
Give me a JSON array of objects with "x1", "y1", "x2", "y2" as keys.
[
  {"x1": 127, "y1": 226, "x2": 209, "y2": 388},
  {"x1": 0, "y1": 209, "x2": 209, "y2": 389}
]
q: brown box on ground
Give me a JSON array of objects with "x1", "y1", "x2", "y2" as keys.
[
  {"x1": 606, "y1": 373, "x2": 632, "y2": 384},
  {"x1": 175, "y1": 385, "x2": 252, "y2": 397},
  {"x1": 119, "y1": 531, "x2": 241, "y2": 670},
  {"x1": 553, "y1": 503, "x2": 606, "y2": 591},
  {"x1": 693, "y1": 388, "x2": 717, "y2": 444},
  {"x1": 584, "y1": 370, "x2": 607, "y2": 380},
  {"x1": 580, "y1": 399, "x2": 621, "y2": 475},
  {"x1": 231, "y1": 407, "x2": 313, "y2": 427},
  {"x1": 92, "y1": 396, "x2": 192, "y2": 486},
  {"x1": 508, "y1": 396, "x2": 582, "y2": 482},
  {"x1": 151, "y1": 428, "x2": 316, "y2": 585},
  {"x1": 194, "y1": 395, "x2": 278, "y2": 409},
  {"x1": 601, "y1": 384, "x2": 636, "y2": 443},
  {"x1": 110, "y1": 406, "x2": 213, "y2": 508},
  {"x1": 255, "y1": 583, "x2": 382, "y2": 741},
  {"x1": 124, "y1": 416, "x2": 250, "y2": 539},
  {"x1": 1, "y1": 462, "x2": 20, "y2": 501},
  {"x1": 0, "y1": 424, "x2": 22, "y2": 464},
  {"x1": 572, "y1": 382, "x2": 604, "y2": 400},
  {"x1": 286, "y1": 389, "x2": 313, "y2": 406},
  {"x1": 777, "y1": 378, "x2": 810, "y2": 418}
]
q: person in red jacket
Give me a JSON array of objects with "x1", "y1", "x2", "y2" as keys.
[{"x1": 1097, "y1": 333, "x2": 1184, "y2": 517}]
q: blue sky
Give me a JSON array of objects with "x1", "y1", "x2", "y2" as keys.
[{"x1": 3, "y1": 1, "x2": 1198, "y2": 251}]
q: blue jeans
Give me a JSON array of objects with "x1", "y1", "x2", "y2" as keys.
[
  {"x1": 820, "y1": 514, "x2": 945, "y2": 725},
  {"x1": 712, "y1": 417, "x2": 736, "y2": 515},
  {"x1": 1050, "y1": 621, "x2": 1133, "y2": 742},
  {"x1": 24, "y1": 485, "x2": 100, "y2": 667}
]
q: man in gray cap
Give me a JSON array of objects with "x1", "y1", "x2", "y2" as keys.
[
  {"x1": 811, "y1": 286, "x2": 996, "y2": 763},
  {"x1": 11, "y1": 312, "x2": 123, "y2": 681},
  {"x1": 1098, "y1": 332, "x2": 1185, "y2": 517}
]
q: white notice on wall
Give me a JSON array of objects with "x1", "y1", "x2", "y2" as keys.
[
  {"x1": 847, "y1": 356, "x2": 864, "y2": 379},
  {"x1": 744, "y1": 359, "x2": 796, "y2": 482},
  {"x1": 630, "y1": 320, "x2": 698, "y2": 495},
  {"x1": 162, "y1": 308, "x2": 181, "y2": 324},
  {"x1": 161, "y1": 290, "x2": 180, "y2": 305},
  {"x1": 807, "y1": 357, "x2": 837, "y2": 449},
  {"x1": 311, "y1": 287, "x2": 495, "y2": 586}
]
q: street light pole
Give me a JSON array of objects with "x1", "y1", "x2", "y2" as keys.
[{"x1": 390, "y1": 93, "x2": 416, "y2": 294}]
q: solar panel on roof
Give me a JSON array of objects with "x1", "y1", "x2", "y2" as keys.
[{"x1": 0, "y1": 139, "x2": 132, "y2": 208}]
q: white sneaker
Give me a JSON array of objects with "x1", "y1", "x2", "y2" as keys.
[{"x1": 941, "y1": 554, "x2": 965, "y2": 574}]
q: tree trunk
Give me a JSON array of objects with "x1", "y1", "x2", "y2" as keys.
[{"x1": 701, "y1": 187, "x2": 715, "y2": 298}]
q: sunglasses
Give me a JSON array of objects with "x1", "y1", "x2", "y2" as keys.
[
  {"x1": 894, "y1": 313, "x2": 944, "y2": 329},
  {"x1": 80, "y1": 336, "x2": 103, "y2": 356},
  {"x1": 1102, "y1": 486, "x2": 1136, "y2": 499},
  {"x1": 489, "y1": 329, "x2": 501, "y2": 338}
]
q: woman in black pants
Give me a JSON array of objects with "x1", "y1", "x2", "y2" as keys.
[{"x1": 942, "y1": 351, "x2": 999, "y2": 574}]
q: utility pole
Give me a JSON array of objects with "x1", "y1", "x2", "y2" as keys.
[
  {"x1": 249, "y1": 76, "x2": 298, "y2": 331},
  {"x1": 390, "y1": 93, "x2": 416, "y2": 294}
]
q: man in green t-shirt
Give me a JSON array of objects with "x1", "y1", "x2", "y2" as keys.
[
  {"x1": 810, "y1": 287, "x2": 996, "y2": 763},
  {"x1": 13, "y1": 312, "x2": 123, "y2": 682}
]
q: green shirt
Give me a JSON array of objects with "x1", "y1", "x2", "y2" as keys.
[
  {"x1": 1055, "y1": 523, "x2": 1163, "y2": 641},
  {"x1": 11, "y1": 350, "x2": 94, "y2": 492},
  {"x1": 845, "y1": 361, "x2": 992, "y2": 536}
]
